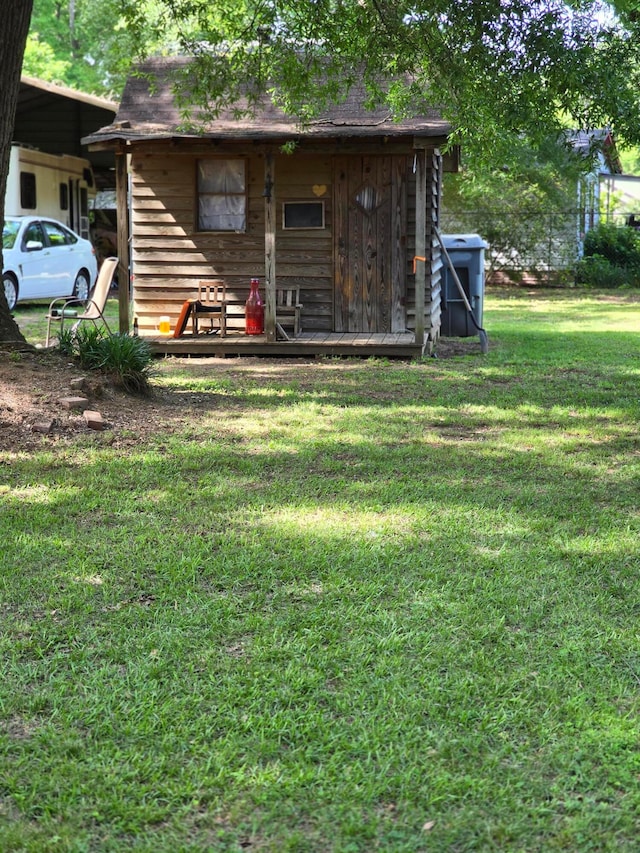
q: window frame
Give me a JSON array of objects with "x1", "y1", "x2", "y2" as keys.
[
  {"x1": 196, "y1": 158, "x2": 248, "y2": 233},
  {"x1": 282, "y1": 200, "x2": 326, "y2": 231},
  {"x1": 41, "y1": 219, "x2": 77, "y2": 247},
  {"x1": 59, "y1": 182, "x2": 69, "y2": 211},
  {"x1": 21, "y1": 221, "x2": 46, "y2": 250},
  {"x1": 20, "y1": 172, "x2": 37, "y2": 210}
]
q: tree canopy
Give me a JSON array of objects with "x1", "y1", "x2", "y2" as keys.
[
  {"x1": 3, "y1": 0, "x2": 640, "y2": 339},
  {"x1": 112, "y1": 0, "x2": 640, "y2": 171},
  {"x1": 21, "y1": 1, "x2": 640, "y2": 173},
  {"x1": 24, "y1": 0, "x2": 175, "y2": 96}
]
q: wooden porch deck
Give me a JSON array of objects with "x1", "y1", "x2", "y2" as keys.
[{"x1": 147, "y1": 330, "x2": 427, "y2": 359}]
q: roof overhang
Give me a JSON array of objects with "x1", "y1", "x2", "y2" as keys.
[
  {"x1": 19, "y1": 75, "x2": 117, "y2": 113},
  {"x1": 82, "y1": 57, "x2": 455, "y2": 161}
]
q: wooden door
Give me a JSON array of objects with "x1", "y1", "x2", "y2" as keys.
[{"x1": 334, "y1": 154, "x2": 408, "y2": 333}]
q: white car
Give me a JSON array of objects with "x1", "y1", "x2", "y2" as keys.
[{"x1": 2, "y1": 216, "x2": 98, "y2": 311}]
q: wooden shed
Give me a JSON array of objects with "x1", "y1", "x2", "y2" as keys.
[{"x1": 85, "y1": 58, "x2": 458, "y2": 357}]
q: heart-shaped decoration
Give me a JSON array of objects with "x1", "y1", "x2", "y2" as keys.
[{"x1": 312, "y1": 184, "x2": 327, "y2": 197}]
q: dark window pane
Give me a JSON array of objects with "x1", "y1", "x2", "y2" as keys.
[{"x1": 20, "y1": 172, "x2": 36, "y2": 209}]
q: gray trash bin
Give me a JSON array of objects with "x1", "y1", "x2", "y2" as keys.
[{"x1": 441, "y1": 234, "x2": 488, "y2": 337}]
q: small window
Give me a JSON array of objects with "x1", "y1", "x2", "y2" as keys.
[
  {"x1": 60, "y1": 183, "x2": 69, "y2": 211},
  {"x1": 22, "y1": 221, "x2": 45, "y2": 248},
  {"x1": 197, "y1": 159, "x2": 246, "y2": 232},
  {"x1": 20, "y1": 172, "x2": 36, "y2": 209},
  {"x1": 354, "y1": 183, "x2": 383, "y2": 215},
  {"x1": 41, "y1": 219, "x2": 76, "y2": 246},
  {"x1": 283, "y1": 201, "x2": 325, "y2": 230}
]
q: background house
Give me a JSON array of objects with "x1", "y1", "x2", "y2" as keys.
[
  {"x1": 573, "y1": 129, "x2": 622, "y2": 256},
  {"x1": 441, "y1": 129, "x2": 627, "y2": 286},
  {"x1": 84, "y1": 58, "x2": 459, "y2": 355}
]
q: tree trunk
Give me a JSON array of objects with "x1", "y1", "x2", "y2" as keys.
[
  {"x1": 69, "y1": 0, "x2": 80, "y2": 57},
  {"x1": 0, "y1": 0, "x2": 34, "y2": 344}
]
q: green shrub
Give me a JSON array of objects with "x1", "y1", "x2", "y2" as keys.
[
  {"x1": 93, "y1": 333, "x2": 154, "y2": 394},
  {"x1": 582, "y1": 222, "x2": 640, "y2": 270},
  {"x1": 575, "y1": 223, "x2": 640, "y2": 288},
  {"x1": 74, "y1": 325, "x2": 106, "y2": 370},
  {"x1": 57, "y1": 327, "x2": 154, "y2": 393},
  {"x1": 57, "y1": 327, "x2": 76, "y2": 357},
  {"x1": 574, "y1": 253, "x2": 640, "y2": 288}
]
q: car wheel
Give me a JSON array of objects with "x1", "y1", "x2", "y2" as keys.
[
  {"x1": 73, "y1": 270, "x2": 91, "y2": 302},
  {"x1": 3, "y1": 273, "x2": 18, "y2": 311}
]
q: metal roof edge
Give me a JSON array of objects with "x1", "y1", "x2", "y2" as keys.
[{"x1": 20, "y1": 75, "x2": 118, "y2": 113}]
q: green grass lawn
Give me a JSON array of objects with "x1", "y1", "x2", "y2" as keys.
[
  {"x1": 2, "y1": 288, "x2": 640, "y2": 851},
  {"x1": 9, "y1": 297, "x2": 120, "y2": 347}
]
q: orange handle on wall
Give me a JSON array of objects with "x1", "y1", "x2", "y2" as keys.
[{"x1": 412, "y1": 256, "x2": 427, "y2": 274}]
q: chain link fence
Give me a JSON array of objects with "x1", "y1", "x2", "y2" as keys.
[{"x1": 440, "y1": 208, "x2": 582, "y2": 285}]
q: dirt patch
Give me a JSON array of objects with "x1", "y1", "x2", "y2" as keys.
[
  {"x1": 0, "y1": 346, "x2": 172, "y2": 452},
  {"x1": 0, "y1": 336, "x2": 480, "y2": 452}
]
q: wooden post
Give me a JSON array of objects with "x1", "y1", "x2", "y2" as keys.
[
  {"x1": 264, "y1": 150, "x2": 276, "y2": 341},
  {"x1": 428, "y1": 148, "x2": 443, "y2": 350},
  {"x1": 414, "y1": 145, "x2": 426, "y2": 348},
  {"x1": 115, "y1": 147, "x2": 130, "y2": 334}
]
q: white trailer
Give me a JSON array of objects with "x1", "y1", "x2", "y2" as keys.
[{"x1": 6, "y1": 144, "x2": 96, "y2": 239}]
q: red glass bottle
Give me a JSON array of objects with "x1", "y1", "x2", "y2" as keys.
[{"x1": 245, "y1": 278, "x2": 264, "y2": 335}]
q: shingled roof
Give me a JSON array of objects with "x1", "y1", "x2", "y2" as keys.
[{"x1": 84, "y1": 57, "x2": 451, "y2": 146}]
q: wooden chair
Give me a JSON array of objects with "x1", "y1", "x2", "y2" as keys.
[
  {"x1": 192, "y1": 279, "x2": 227, "y2": 337},
  {"x1": 46, "y1": 257, "x2": 118, "y2": 347},
  {"x1": 275, "y1": 285, "x2": 302, "y2": 340}
]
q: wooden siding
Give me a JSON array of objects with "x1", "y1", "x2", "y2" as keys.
[
  {"x1": 334, "y1": 155, "x2": 394, "y2": 333},
  {"x1": 391, "y1": 156, "x2": 408, "y2": 333},
  {"x1": 149, "y1": 330, "x2": 424, "y2": 359},
  {"x1": 127, "y1": 140, "x2": 442, "y2": 349},
  {"x1": 334, "y1": 153, "x2": 416, "y2": 334},
  {"x1": 272, "y1": 154, "x2": 333, "y2": 331},
  {"x1": 130, "y1": 145, "x2": 333, "y2": 334}
]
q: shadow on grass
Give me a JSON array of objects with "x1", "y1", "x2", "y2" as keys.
[{"x1": 2, "y1": 290, "x2": 640, "y2": 851}]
